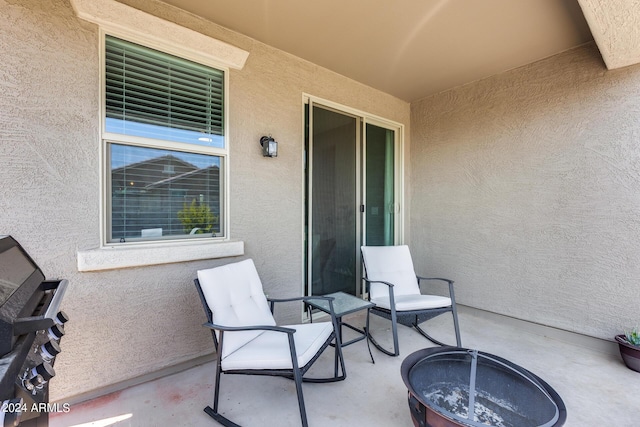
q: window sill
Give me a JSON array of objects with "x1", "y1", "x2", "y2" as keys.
[{"x1": 77, "y1": 240, "x2": 244, "y2": 272}]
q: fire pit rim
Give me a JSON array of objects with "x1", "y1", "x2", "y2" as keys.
[{"x1": 401, "y1": 346, "x2": 567, "y2": 427}]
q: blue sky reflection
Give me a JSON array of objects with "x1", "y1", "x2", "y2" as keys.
[
  {"x1": 106, "y1": 118, "x2": 224, "y2": 149},
  {"x1": 111, "y1": 144, "x2": 220, "y2": 170}
]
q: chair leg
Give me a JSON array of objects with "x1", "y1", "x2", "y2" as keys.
[
  {"x1": 390, "y1": 307, "x2": 400, "y2": 356},
  {"x1": 333, "y1": 318, "x2": 342, "y2": 378},
  {"x1": 212, "y1": 353, "x2": 223, "y2": 413},
  {"x1": 204, "y1": 406, "x2": 241, "y2": 427},
  {"x1": 293, "y1": 367, "x2": 308, "y2": 427},
  {"x1": 288, "y1": 335, "x2": 309, "y2": 427},
  {"x1": 335, "y1": 331, "x2": 347, "y2": 378},
  {"x1": 300, "y1": 332, "x2": 346, "y2": 383},
  {"x1": 365, "y1": 308, "x2": 374, "y2": 363},
  {"x1": 451, "y1": 304, "x2": 462, "y2": 347},
  {"x1": 448, "y1": 282, "x2": 462, "y2": 347},
  {"x1": 414, "y1": 323, "x2": 449, "y2": 347},
  {"x1": 204, "y1": 352, "x2": 242, "y2": 427},
  {"x1": 413, "y1": 308, "x2": 462, "y2": 348},
  {"x1": 367, "y1": 309, "x2": 400, "y2": 357}
]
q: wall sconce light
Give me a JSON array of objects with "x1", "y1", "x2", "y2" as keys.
[{"x1": 260, "y1": 135, "x2": 278, "y2": 157}]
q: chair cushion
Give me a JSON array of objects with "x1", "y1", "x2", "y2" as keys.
[
  {"x1": 371, "y1": 294, "x2": 452, "y2": 311},
  {"x1": 361, "y1": 245, "x2": 420, "y2": 301},
  {"x1": 197, "y1": 259, "x2": 276, "y2": 359},
  {"x1": 221, "y1": 322, "x2": 334, "y2": 371}
]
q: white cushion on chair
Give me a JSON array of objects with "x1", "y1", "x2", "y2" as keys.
[
  {"x1": 221, "y1": 322, "x2": 334, "y2": 371},
  {"x1": 371, "y1": 294, "x2": 452, "y2": 311},
  {"x1": 197, "y1": 259, "x2": 276, "y2": 359},
  {"x1": 361, "y1": 245, "x2": 421, "y2": 301}
]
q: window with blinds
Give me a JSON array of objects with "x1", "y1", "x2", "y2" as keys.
[
  {"x1": 105, "y1": 36, "x2": 225, "y2": 147},
  {"x1": 104, "y1": 35, "x2": 226, "y2": 243}
]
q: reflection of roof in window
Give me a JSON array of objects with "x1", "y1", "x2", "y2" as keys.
[
  {"x1": 145, "y1": 165, "x2": 220, "y2": 190},
  {"x1": 111, "y1": 154, "x2": 196, "y2": 173}
]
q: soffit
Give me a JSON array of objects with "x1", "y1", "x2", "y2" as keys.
[
  {"x1": 577, "y1": 0, "x2": 640, "y2": 70},
  {"x1": 156, "y1": 0, "x2": 594, "y2": 102}
]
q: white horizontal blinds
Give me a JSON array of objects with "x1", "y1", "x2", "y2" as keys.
[
  {"x1": 105, "y1": 36, "x2": 224, "y2": 145},
  {"x1": 109, "y1": 144, "x2": 222, "y2": 242}
]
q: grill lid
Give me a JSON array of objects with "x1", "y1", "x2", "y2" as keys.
[
  {"x1": 0, "y1": 236, "x2": 40, "y2": 308},
  {"x1": 0, "y1": 235, "x2": 67, "y2": 357}
]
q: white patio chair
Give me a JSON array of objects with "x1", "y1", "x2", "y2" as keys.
[
  {"x1": 361, "y1": 245, "x2": 462, "y2": 356},
  {"x1": 195, "y1": 259, "x2": 346, "y2": 427}
]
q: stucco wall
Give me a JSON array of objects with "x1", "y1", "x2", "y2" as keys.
[
  {"x1": 410, "y1": 42, "x2": 640, "y2": 340},
  {"x1": 0, "y1": 0, "x2": 410, "y2": 401}
]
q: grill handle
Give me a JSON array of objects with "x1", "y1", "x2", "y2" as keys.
[
  {"x1": 12, "y1": 279, "x2": 68, "y2": 336},
  {"x1": 43, "y1": 279, "x2": 68, "y2": 321}
]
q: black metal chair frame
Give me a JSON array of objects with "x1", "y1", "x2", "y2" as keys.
[
  {"x1": 195, "y1": 279, "x2": 346, "y2": 427},
  {"x1": 363, "y1": 275, "x2": 462, "y2": 357}
]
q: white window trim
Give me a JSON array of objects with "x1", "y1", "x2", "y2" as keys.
[
  {"x1": 77, "y1": 240, "x2": 244, "y2": 272},
  {"x1": 69, "y1": 0, "x2": 248, "y2": 70},
  {"x1": 72, "y1": 0, "x2": 248, "y2": 271}
]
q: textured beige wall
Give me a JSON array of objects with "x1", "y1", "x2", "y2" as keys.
[
  {"x1": 578, "y1": 0, "x2": 640, "y2": 69},
  {"x1": 0, "y1": 0, "x2": 409, "y2": 401},
  {"x1": 410, "y1": 43, "x2": 640, "y2": 341}
]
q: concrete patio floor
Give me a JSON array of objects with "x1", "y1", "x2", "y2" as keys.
[{"x1": 50, "y1": 306, "x2": 640, "y2": 426}]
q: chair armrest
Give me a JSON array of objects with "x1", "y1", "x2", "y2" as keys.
[
  {"x1": 363, "y1": 278, "x2": 395, "y2": 287},
  {"x1": 363, "y1": 278, "x2": 396, "y2": 309},
  {"x1": 267, "y1": 295, "x2": 335, "y2": 304},
  {"x1": 203, "y1": 322, "x2": 301, "y2": 366},
  {"x1": 417, "y1": 276, "x2": 454, "y2": 285},
  {"x1": 267, "y1": 296, "x2": 310, "y2": 303},
  {"x1": 302, "y1": 295, "x2": 335, "y2": 303},
  {"x1": 203, "y1": 321, "x2": 296, "y2": 335},
  {"x1": 268, "y1": 296, "x2": 342, "y2": 346},
  {"x1": 267, "y1": 296, "x2": 302, "y2": 314},
  {"x1": 267, "y1": 295, "x2": 336, "y2": 315},
  {"x1": 362, "y1": 277, "x2": 394, "y2": 294},
  {"x1": 417, "y1": 276, "x2": 456, "y2": 298}
]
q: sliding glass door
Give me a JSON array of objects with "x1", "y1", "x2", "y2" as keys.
[
  {"x1": 307, "y1": 104, "x2": 359, "y2": 295},
  {"x1": 364, "y1": 122, "x2": 395, "y2": 247},
  {"x1": 305, "y1": 98, "x2": 401, "y2": 297}
]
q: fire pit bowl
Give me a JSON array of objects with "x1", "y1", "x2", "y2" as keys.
[{"x1": 401, "y1": 347, "x2": 566, "y2": 427}]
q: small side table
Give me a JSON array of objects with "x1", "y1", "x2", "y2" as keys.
[{"x1": 306, "y1": 291, "x2": 375, "y2": 363}]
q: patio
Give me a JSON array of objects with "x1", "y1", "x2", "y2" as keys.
[
  {"x1": 50, "y1": 306, "x2": 640, "y2": 427},
  {"x1": 4, "y1": 2, "x2": 640, "y2": 426}
]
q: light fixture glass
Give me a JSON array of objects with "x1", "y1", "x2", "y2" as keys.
[{"x1": 260, "y1": 136, "x2": 278, "y2": 157}]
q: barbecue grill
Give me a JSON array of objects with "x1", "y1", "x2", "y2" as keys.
[{"x1": 0, "y1": 236, "x2": 68, "y2": 426}]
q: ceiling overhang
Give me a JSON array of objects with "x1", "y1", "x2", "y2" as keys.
[
  {"x1": 577, "y1": 0, "x2": 640, "y2": 70},
  {"x1": 114, "y1": 0, "x2": 640, "y2": 101}
]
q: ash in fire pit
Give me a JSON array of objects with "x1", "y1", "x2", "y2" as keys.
[
  {"x1": 401, "y1": 348, "x2": 566, "y2": 427},
  {"x1": 424, "y1": 383, "x2": 535, "y2": 426}
]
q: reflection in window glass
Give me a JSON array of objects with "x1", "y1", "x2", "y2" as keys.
[{"x1": 109, "y1": 143, "x2": 222, "y2": 242}]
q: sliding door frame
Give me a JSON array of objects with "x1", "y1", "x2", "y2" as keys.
[{"x1": 302, "y1": 94, "x2": 405, "y2": 300}]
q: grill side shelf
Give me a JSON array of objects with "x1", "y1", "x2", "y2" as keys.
[
  {"x1": 0, "y1": 280, "x2": 66, "y2": 357},
  {"x1": 13, "y1": 280, "x2": 67, "y2": 336}
]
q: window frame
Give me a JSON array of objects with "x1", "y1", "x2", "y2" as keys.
[{"x1": 99, "y1": 30, "x2": 231, "y2": 247}]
